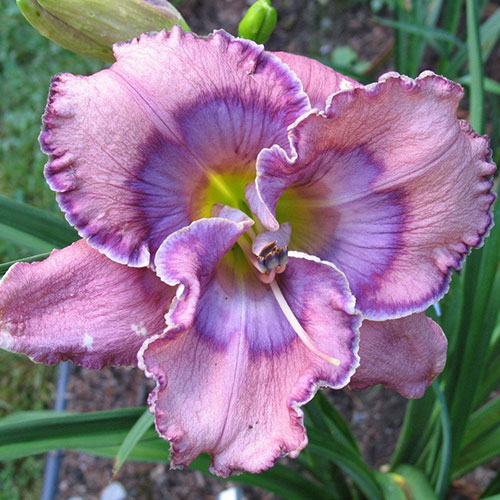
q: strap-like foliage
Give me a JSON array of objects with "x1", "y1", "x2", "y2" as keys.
[{"x1": 0, "y1": 195, "x2": 78, "y2": 252}]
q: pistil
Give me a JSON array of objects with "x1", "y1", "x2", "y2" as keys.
[
  {"x1": 237, "y1": 226, "x2": 341, "y2": 367},
  {"x1": 269, "y1": 280, "x2": 341, "y2": 366}
]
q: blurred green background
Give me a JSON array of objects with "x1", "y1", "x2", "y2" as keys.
[{"x1": 1, "y1": 2, "x2": 102, "y2": 498}]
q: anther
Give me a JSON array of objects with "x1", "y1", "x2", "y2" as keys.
[
  {"x1": 257, "y1": 241, "x2": 288, "y2": 275},
  {"x1": 236, "y1": 224, "x2": 339, "y2": 365}
]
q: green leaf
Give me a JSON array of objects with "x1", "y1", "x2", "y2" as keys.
[
  {"x1": 437, "y1": 0, "x2": 463, "y2": 74},
  {"x1": 302, "y1": 393, "x2": 360, "y2": 498},
  {"x1": 300, "y1": 404, "x2": 348, "y2": 497},
  {"x1": 447, "y1": 4, "x2": 500, "y2": 76},
  {"x1": 376, "y1": 16, "x2": 464, "y2": 49},
  {"x1": 465, "y1": 0, "x2": 485, "y2": 133},
  {"x1": 86, "y1": 443, "x2": 332, "y2": 500},
  {"x1": 391, "y1": 389, "x2": 436, "y2": 467},
  {"x1": 374, "y1": 471, "x2": 406, "y2": 500},
  {"x1": 308, "y1": 429, "x2": 383, "y2": 500},
  {"x1": 476, "y1": 287, "x2": 500, "y2": 391},
  {"x1": 426, "y1": 0, "x2": 445, "y2": 29},
  {"x1": 0, "y1": 409, "x2": 331, "y2": 500},
  {"x1": 331, "y1": 46, "x2": 360, "y2": 67},
  {"x1": 314, "y1": 57, "x2": 371, "y2": 84},
  {"x1": 0, "y1": 253, "x2": 50, "y2": 277},
  {"x1": 454, "y1": 425, "x2": 500, "y2": 477},
  {"x1": 0, "y1": 195, "x2": 78, "y2": 253},
  {"x1": 478, "y1": 343, "x2": 500, "y2": 405},
  {"x1": 306, "y1": 392, "x2": 359, "y2": 451},
  {"x1": 431, "y1": 382, "x2": 451, "y2": 499},
  {"x1": 437, "y1": 272, "x2": 465, "y2": 355},
  {"x1": 0, "y1": 410, "x2": 70, "y2": 426},
  {"x1": 393, "y1": 4, "x2": 408, "y2": 74},
  {"x1": 458, "y1": 75, "x2": 500, "y2": 96},
  {"x1": 462, "y1": 396, "x2": 500, "y2": 449},
  {"x1": 0, "y1": 408, "x2": 144, "y2": 460},
  {"x1": 0, "y1": 223, "x2": 54, "y2": 254},
  {"x1": 478, "y1": 4, "x2": 500, "y2": 61},
  {"x1": 224, "y1": 463, "x2": 334, "y2": 500},
  {"x1": 393, "y1": 464, "x2": 439, "y2": 499},
  {"x1": 405, "y1": 0, "x2": 425, "y2": 76},
  {"x1": 78, "y1": 438, "x2": 171, "y2": 462},
  {"x1": 113, "y1": 408, "x2": 154, "y2": 475},
  {"x1": 483, "y1": 265, "x2": 500, "y2": 366},
  {"x1": 446, "y1": 191, "x2": 499, "y2": 465}
]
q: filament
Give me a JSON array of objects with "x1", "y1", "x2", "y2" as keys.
[
  {"x1": 237, "y1": 228, "x2": 339, "y2": 366},
  {"x1": 269, "y1": 280, "x2": 341, "y2": 366}
]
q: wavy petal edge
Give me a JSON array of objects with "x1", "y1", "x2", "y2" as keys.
[{"x1": 138, "y1": 250, "x2": 361, "y2": 477}]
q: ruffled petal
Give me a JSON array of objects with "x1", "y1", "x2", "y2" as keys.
[
  {"x1": 249, "y1": 71, "x2": 496, "y2": 319},
  {"x1": 41, "y1": 27, "x2": 310, "y2": 267},
  {"x1": 0, "y1": 240, "x2": 172, "y2": 368},
  {"x1": 273, "y1": 51, "x2": 360, "y2": 109},
  {"x1": 154, "y1": 209, "x2": 254, "y2": 334},
  {"x1": 140, "y1": 247, "x2": 360, "y2": 476},
  {"x1": 350, "y1": 313, "x2": 447, "y2": 398},
  {"x1": 252, "y1": 222, "x2": 291, "y2": 255}
]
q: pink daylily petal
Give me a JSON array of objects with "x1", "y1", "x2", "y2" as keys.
[
  {"x1": 154, "y1": 209, "x2": 254, "y2": 334},
  {"x1": 0, "y1": 240, "x2": 172, "y2": 368},
  {"x1": 41, "y1": 27, "x2": 310, "y2": 267},
  {"x1": 273, "y1": 51, "x2": 360, "y2": 108},
  {"x1": 141, "y1": 231, "x2": 360, "y2": 475},
  {"x1": 249, "y1": 72, "x2": 496, "y2": 319},
  {"x1": 350, "y1": 313, "x2": 447, "y2": 398}
]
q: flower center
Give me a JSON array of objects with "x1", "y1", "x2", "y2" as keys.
[
  {"x1": 195, "y1": 173, "x2": 341, "y2": 367},
  {"x1": 236, "y1": 227, "x2": 286, "y2": 284},
  {"x1": 237, "y1": 227, "x2": 340, "y2": 367},
  {"x1": 256, "y1": 240, "x2": 288, "y2": 275},
  {"x1": 192, "y1": 170, "x2": 254, "y2": 220}
]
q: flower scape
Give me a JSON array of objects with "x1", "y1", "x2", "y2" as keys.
[{"x1": 0, "y1": 27, "x2": 496, "y2": 477}]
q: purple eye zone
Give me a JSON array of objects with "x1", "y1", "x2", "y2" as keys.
[{"x1": 257, "y1": 241, "x2": 288, "y2": 273}]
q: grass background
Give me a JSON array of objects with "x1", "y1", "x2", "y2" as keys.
[{"x1": 0, "y1": 2, "x2": 103, "y2": 498}]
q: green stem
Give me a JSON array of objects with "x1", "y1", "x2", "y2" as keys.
[
  {"x1": 466, "y1": 0, "x2": 485, "y2": 133},
  {"x1": 432, "y1": 382, "x2": 452, "y2": 500}
]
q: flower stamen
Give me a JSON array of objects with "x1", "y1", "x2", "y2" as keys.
[
  {"x1": 256, "y1": 241, "x2": 288, "y2": 274},
  {"x1": 236, "y1": 232, "x2": 287, "y2": 280},
  {"x1": 237, "y1": 226, "x2": 339, "y2": 365},
  {"x1": 236, "y1": 235, "x2": 260, "y2": 271}
]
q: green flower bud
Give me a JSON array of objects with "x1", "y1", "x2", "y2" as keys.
[
  {"x1": 17, "y1": 0, "x2": 190, "y2": 62},
  {"x1": 238, "y1": 0, "x2": 277, "y2": 44},
  {"x1": 17, "y1": 0, "x2": 112, "y2": 60}
]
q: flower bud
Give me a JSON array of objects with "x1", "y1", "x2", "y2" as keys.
[
  {"x1": 16, "y1": 0, "x2": 190, "y2": 62},
  {"x1": 238, "y1": 0, "x2": 277, "y2": 44}
]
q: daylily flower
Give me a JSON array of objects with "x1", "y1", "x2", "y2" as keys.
[{"x1": 0, "y1": 28, "x2": 495, "y2": 476}]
